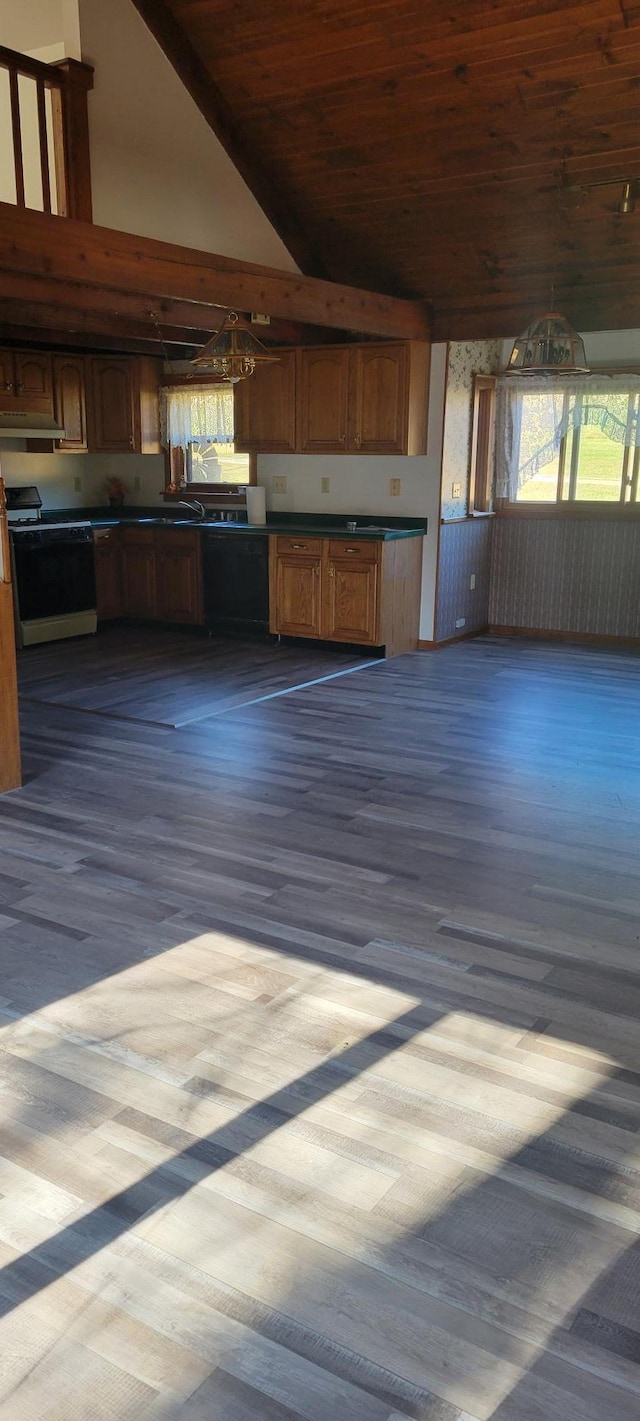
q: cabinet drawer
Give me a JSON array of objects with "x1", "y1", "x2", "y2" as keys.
[
  {"x1": 94, "y1": 527, "x2": 119, "y2": 544},
  {"x1": 327, "y1": 538, "x2": 380, "y2": 562},
  {"x1": 121, "y1": 526, "x2": 155, "y2": 545},
  {"x1": 275, "y1": 535, "x2": 322, "y2": 556}
]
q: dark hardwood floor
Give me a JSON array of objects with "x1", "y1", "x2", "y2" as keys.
[
  {"x1": 1, "y1": 633, "x2": 639, "y2": 1419},
  {"x1": 17, "y1": 626, "x2": 376, "y2": 728}
]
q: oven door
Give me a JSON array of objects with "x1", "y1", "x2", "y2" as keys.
[{"x1": 12, "y1": 532, "x2": 97, "y2": 623}]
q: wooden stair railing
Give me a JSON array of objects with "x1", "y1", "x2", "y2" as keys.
[{"x1": 0, "y1": 45, "x2": 93, "y2": 222}]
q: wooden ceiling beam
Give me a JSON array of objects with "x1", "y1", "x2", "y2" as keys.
[
  {"x1": 129, "y1": 0, "x2": 325, "y2": 279},
  {"x1": 0, "y1": 204, "x2": 431, "y2": 341}
]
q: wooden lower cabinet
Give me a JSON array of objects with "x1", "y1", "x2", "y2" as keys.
[
  {"x1": 270, "y1": 534, "x2": 422, "y2": 655},
  {"x1": 324, "y1": 558, "x2": 378, "y2": 643},
  {"x1": 273, "y1": 555, "x2": 322, "y2": 638},
  {"x1": 121, "y1": 529, "x2": 157, "y2": 619},
  {"x1": 93, "y1": 527, "x2": 122, "y2": 620},
  {"x1": 156, "y1": 530, "x2": 203, "y2": 624},
  {"x1": 98, "y1": 527, "x2": 203, "y2": 625}
]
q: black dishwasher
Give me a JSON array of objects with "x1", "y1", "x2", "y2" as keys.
[{"x1": 202, "y1": 532, "x2": 269, "y2": 636}]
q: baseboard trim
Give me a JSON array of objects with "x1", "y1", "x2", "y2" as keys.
[
  {"x1": 489, "y1": 624, "x2": 640, "y2": 649},
  {"x1": 418, "y1": 626, "x2": 489, "y2": 650}
]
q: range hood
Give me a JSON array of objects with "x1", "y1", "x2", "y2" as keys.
[{"x1": 0, "y1": 410, "x2": 66, "y2": 439}]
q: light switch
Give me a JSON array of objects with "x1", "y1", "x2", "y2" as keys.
[
  {"x1": 73, "y1": 476, "x2": 82, "y2": 493},
  {"x1": 321, "y1": 476, "x2": 331, "y2": 494},
  {"x1": 273, "y1": 476, "x2": 287, "y2": 493},
  {"x1": 452, "y1": 482, "x2": 461, "y2": 499},
  {"x1": 389, "y1": 478, "x2": 402, "y2": 496},
  {"x1": 470, "y1": 573, "x2": 476, "y2": 589}
]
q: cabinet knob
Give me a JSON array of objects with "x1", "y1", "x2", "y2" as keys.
[
  {"x1": 4, "y1": 380, "x2": 12, "y2": 391},
  {"x1": 339, "y1": 432, "x2": 346, "y2": 444},
  {"x1": 15, "y1": 381, "x2": 22, "y2": 394},
  {"x1": 329, "y1": 564, "x2": 335, "y2": 577},
  {"x1": 353, "y1": 432, "x2": 361, "y2": 447}
]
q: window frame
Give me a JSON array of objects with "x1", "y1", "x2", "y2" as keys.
[
  {"x1": 161, "y1": 376, "x2": 257, "y2": 497},
  {"x1": 496, "y1": 368, "x2": 640, "y2": 519},
  {"x1": 469, "y1": 374, "x2": 497, "y2": 515}
]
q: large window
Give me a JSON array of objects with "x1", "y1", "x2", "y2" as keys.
[
  {"x1": 496, "y1": 375, "x2": 640, "y2": 507},
  {"x1": 161, "y1": 383, "x2": 251, "y2": 488}
]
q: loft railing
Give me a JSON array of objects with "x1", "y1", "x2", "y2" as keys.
[{"x1": 0, "y1": 45, "x2": 93, "y2": 221}]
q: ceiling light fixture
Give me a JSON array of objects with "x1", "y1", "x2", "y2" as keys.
[
  {"x1": 190, "y1": 311, "x2": 279, "y2": 383},
  {"x1": 506, "y1": 312, "x2": 589, "y2": 375}
]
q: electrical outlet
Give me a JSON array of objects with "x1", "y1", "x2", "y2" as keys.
[
  {"x1": 134, "y1": 475, "x2": 141, "y2": 492},
  {"x1": 470, "y1": 573, "x2": 476, "y2": 590},
  {"x1": 273, "y1": 475, "x2": 287, "y2": 493},
  {"x1": 455, "y1": 617, "x2": 466, "y2": 629},
  {"x1": 452, "y1": 482, "x2": 461, "y2": 499},
  {"x1": 72, "y1": 475, "x2": 82, "y2": 493},
  {"x1": 321, "y1": 476, "x2": 331, "y2": 494},
  {"x1": 389, "y1": 477, "x2": 402, "y2": 496}
]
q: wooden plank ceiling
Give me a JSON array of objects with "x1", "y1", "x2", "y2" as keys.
[{"x1": 132, "y1": 0, "x2": 640, "y2": 339}]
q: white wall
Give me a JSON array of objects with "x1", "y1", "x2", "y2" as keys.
[
  {"x1": 76, "y1": 0, "x2": 299, "y2": 270},
  {"x1": 0, "y1": 0, "x2": 68, "y2": 53},
  {"x1": 0, "y1": 448, "x2": 165, "y2": 509}
]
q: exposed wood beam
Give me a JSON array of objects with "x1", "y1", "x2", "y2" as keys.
[
  {"x1": 0, "y1": 204, "x2": 431, "y2": 341},
  {"x1": 0, "y1": 318, "x2": 197, "y2": 357},
  {"x1": 129, "y1": 0, "x2": 324, "y2": 279}
]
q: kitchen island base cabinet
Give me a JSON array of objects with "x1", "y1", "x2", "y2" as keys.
[{"x1": 270, "y1": 535, "x2": 422, "y2": 655}]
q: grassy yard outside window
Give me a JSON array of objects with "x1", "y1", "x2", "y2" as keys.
[{"x1": 495, "y1": 374, "x2": 640, "y2": 510}]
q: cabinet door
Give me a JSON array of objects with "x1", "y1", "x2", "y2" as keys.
[
  {"x1": 323, "y1": 559, "x2": 379, "y2": 643},
  {"x1": 121, "y1": 533, "x2": 157, "y2": 618},
  {"x1": 53, "y1": 354, "x2": 87, "y2": 451},
  {"x1": 93, "y1": 529, "x2": 122, "y2": 620},
  {"x1": 0, "y1": 350, "x2": 15, "y2": 396},
  {"x1": 272, "y1": 555, "x2": 322, "y2": 638},
  {"x1": 14, "y1": 351, "x2": 53, "y2": 406},
  {"x1": 156, "y1": 532, "x2": 203, "y2": 624},
  {"x1": 298, "y1": 347, "x2": 350, "y2": 453},
  {"x1": 350, "y1": 344, "x2": 409, "y2": 453},
  {"x1": 90, "y1": 358, "x2": 136, "y2": 452},
  {"x1": 234, "y1": 349, "x2": 296, "y2": 452}
]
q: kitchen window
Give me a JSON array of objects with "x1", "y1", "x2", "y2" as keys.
[
  {"x1": 495, "y1": 374, "x2": 640, "y2": 508},
  {"x1": 161, "y1": 383, "x2": 253, "y2": 489}
]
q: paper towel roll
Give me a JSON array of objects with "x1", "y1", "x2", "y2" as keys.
[{"x1": 246, "y1": 485, "x2": 267, "y2": 525}]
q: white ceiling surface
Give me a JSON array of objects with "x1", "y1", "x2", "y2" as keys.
[{"x1": 0, "y1": 0, "x2": 81, "y2": 59}]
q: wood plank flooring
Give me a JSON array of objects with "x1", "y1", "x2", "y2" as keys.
[
  {"x1": 1, "y1": 632, "x2": 640, "y2": 1419},
  {"x1": 17, "y1": 626, "x2": 376, "y2": 727}
]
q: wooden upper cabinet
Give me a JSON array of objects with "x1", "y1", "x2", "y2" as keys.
[
  {"x1": 234, "y1": 348, "x2": 296, "y2": 452},
  {"x1": 53, "y1": 354, "x2": 87, "y2": 451},
  {"x1": 0, "y1": 349, "x2": 53, "y2": 413},
  {"x1": 0, "y1": 350, "x2": 15, "y2": 397},
  {"x1": 14, "y1": 351, "x2": 53, "y2": 405},
  {"x1": 350, "y1": 344, "x2": 409, "y2": 454},
  {"x1": 297, "y1": 347, "x2": 350, "y2": 452},
  {"x1": 90, "y1": 357, "x2": 136, "y2": 452}
]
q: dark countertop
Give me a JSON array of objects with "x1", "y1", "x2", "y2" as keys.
[{"x1": 51, "y1": 508, "x2": 427, "y2": 541}]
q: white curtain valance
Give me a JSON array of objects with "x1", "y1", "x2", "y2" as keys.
[
  {"x1": 160, "y1": 385, "x2": 235, "y2": 449},
  {"x1": 495, "y1": 373, "x2": 640, "y2": 500}
]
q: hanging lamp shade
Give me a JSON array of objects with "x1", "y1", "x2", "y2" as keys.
[
  {"x1": 190, "y1": 311, "x2": 279, "y2": 383},
  {"x1": 506, "y1": 312, "x2": 589, "y2": 375}
]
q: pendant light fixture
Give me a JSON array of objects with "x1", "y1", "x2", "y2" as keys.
[
  {"x1": 506, "y1": 311, "x2": 589, "y2": 375},
  {"x1": 190, "y1": 311, "x2": 279, "y2": 383}
]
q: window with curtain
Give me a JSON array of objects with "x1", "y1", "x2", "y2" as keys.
[
  {"x1": 160, "y1": 384, "x2": 250, "y2": 486},
  {"x1": 495, "y1": 374, "x2": 640, "y2": 505}
]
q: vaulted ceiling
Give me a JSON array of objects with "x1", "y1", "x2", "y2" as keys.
[{"x1": 131, "y1": 0, "x2": 640, "y2": 339}]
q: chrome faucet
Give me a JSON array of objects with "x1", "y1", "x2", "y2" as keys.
[{"x1": 177, "y1": 499, "x2": 206, "y2": 521}]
